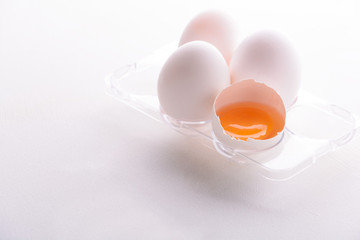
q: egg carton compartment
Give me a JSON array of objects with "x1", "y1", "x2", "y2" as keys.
[{"x1": 105, "y1": 43, "x2": 360, "y2": 180}]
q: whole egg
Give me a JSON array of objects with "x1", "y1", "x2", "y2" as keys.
[
  {"x1": 230, "y1": 30, "x2": 301, "y2": 108},
  {"x1": 179, "y1": 10, "x2": 240, "y2": 64},
  {"x1": 158, "y1": 41, "x2": 230, "y2": 122}
]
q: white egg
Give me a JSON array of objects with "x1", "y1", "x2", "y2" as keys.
[
  {"x1": 212, "y1": 80, "x2": 286, "y2": 152},
  {"x1": 230, "y1": 30, "x2": 301, "y2": 108},
  {"x1": 158, "y1": 41, "x2": 230, "y2": 122},
  {"x1": 179, "y1": 10, "x2": 240, "y2": 64}
]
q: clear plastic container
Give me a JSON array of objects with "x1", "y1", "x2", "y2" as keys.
[{"x1": 105, "y1": 43, "x2": 360, "y2": 181}]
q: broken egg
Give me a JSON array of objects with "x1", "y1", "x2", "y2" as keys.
[{"x1": 212, "y1": 79, "x2": 286, "y2": 152}]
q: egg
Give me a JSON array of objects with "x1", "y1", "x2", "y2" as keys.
[
  {"x1": 230, "y1": 30, "x2": 301, "y2": 108},
  {"x1": 158, "y1": 41, "x2": 230, "y2": 122},
  {"x1": 179, "y1": 10, "x2": 240, "y2": 64},
  {"x1": 212, "y1": 79, "x2": 286, "y2": 152}
]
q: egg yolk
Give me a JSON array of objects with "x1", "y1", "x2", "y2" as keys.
[{"x1": 217, "y1": 102, "x2": 285, "y2": 141}]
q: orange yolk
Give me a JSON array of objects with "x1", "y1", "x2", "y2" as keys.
[{"x1": 217, "y1": 102, "x2": 285, "y2": 141}]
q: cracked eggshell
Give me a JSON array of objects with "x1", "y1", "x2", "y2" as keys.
[
  {"x1": 212, "y1": 80, "x2": 286, "y2": 152},
  {"x1": 179, "y1": 10, "x2": 241, "y2": 64},
  {"x1": 158, "y1": 41, "x2": 230, "y2": 122},
  {"x1": 230, "y1": 30, "x2": 301, "y2": 108}
]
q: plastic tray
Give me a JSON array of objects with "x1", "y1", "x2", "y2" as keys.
[{"x1": 105, "y1": 43, "x2": 360, "y2": 180}]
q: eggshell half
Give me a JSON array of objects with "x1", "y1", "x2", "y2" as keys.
[{"x1": 212, "y1": 79, "x2": 286, "y2": 152}]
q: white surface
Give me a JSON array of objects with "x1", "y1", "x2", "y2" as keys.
[{"x1": 1, "y1": 0, "x2": 360, "y2": 239}]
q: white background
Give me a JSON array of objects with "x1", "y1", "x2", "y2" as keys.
[{"x1": 1, "y1": 0, "x2": 360, "y2": 239}]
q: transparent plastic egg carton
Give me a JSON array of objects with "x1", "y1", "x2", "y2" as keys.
[{"x1": 105, "y1": 43, "x2": 360, "y2": 180}]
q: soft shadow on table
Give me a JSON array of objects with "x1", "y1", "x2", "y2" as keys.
[
  {"x1": 142, "y1": 129, "x2": 360, "y2": 213},
  {"x1": 153, "y1": 135, "x2": 265, "y2": 199},
  {"x1": 106, "y1": 104, "x2": 360, "y2": 215}
]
